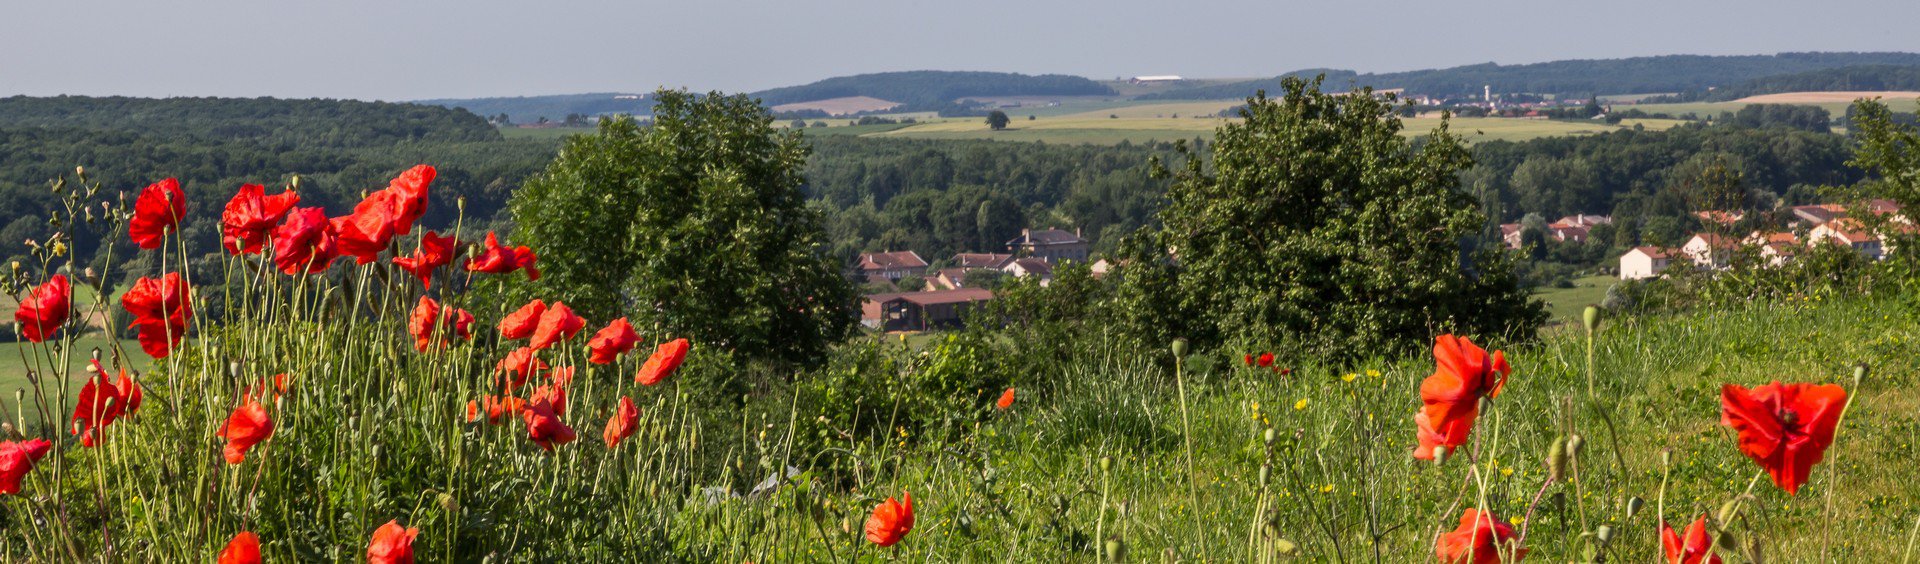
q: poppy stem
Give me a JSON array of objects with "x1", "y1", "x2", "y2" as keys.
[
  {"x1": 1820, "y1": 375, "x2": 1861, "y2": 560},
  {"x1": 1171, "y1": 348, "x2": 1198, "y2": 543}
]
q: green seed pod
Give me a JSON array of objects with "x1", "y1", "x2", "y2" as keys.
[
  {"x1": 1716, "y1": 498, "x2": 1741, "y2": 525},
  {"x1": 1170, "y1": 338, "x2": 1189, "y2": 358},
  {"x1": 1263, "y1": 427, "x2": 1277, "y2": 446},
  {"x1": 1104, "y1": 537, "x2": 1125, "y2": 562},
  {"x1": 1566, "y1": 434, "x2": 1585, "y2": 457},
  {"x1": 1547, "y1": 437, "x2": 1568, "y2": 482},
  {"x1": 1716, "y1": 529, "x2": 1740, "y2": 551},
  {"x1": 1583, "y1": 305, "x2": 1601, "y2": 334},
  {"x1": 437, "y1": 492, "x2": 459, "y2": 513},
  {"x1": 1853, "y1": 363, "x2": 1868, "y2": 386},
  {"x1": 1627, "y1": 496, "x2": 1646, "y2": 519},
  {"x1": 1259, "y1": 464, "x2": 1271, "y2": 487},
  {"x1": 1594, "y1": 524, "x2": 1614, "y2": 545},
  {"x1": 1099, "y1": 456, "x2": 1113, "y2": 473}
]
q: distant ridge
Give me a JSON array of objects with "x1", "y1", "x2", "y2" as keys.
[
  {"x1": 748, "y1": 71, "x2": 1115, "y2": 112},
  {"x1": 1140, "y1": 52, "x2": 1920, "y2": 100}
]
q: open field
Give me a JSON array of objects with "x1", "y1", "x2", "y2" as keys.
[
  {"x1": 1532, "y1": 274, "x2": 1617, "y2": 322},
  {"x1": 771, "y1": 95, "x2": 901, "y2": 116},
  {"x1": 858, "y1": 115, "x2": 1688, "y2": 145},
  {"x1": 498, "y1": 126, "x2": 595, "y2": 141},
  {"x1": 1622, "y1": 91, "x2": 1920, "y2": 118}
]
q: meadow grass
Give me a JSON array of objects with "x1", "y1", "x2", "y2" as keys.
[{"x1": 1533, "y1": 274, "x2": 1619, "y2": 323}]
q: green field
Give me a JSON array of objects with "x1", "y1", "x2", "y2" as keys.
[
  {"x1": 1622, "y1": 95, "x2": 1920, "y2": 119},
  {"x1": 860, "y1": 113, "x2": 1688, "y2": 145},
  {"x1": 1533, "y1": 274, "x2": 1617, "y2": 323},
  {"x1": 498, "y1": 126, "x2": 596, "y2": 140}
]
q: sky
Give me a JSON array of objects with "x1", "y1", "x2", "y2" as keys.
[{"x1": 5, "y1": 0, "x2": 1920, "y2": 101}]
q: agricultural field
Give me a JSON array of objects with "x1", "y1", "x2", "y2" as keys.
[
  {"x1": 1620, "y1": 91, "x2": 1920, "y2": 118},
  {"x1": 857, "y1": 111, "x2": 1686, "y2": 145}
]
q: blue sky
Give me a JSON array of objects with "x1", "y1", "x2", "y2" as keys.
[{"x1": 4, "y1": 0, "x2": 1918, "y2": 100}]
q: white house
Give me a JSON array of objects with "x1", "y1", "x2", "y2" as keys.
[
  {"x1": 1807, "y1": 220, "x2": 1885, "y2": 260},
  {"x1": 1681, "y1": 233, "x2": 1738, "y2": 269},
  {"x1": 1619, "y1": 247, "x2": 1672, "y2": 280}
]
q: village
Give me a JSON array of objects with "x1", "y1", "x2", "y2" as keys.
[
  {"x1": 1497, "y1": 200, "x2": 1909, "y2": 281},
  {"x1": 855, "y1": 228, "x2": 1099, "y2": 332}
]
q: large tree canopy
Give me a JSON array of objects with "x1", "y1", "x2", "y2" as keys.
[
  {"x1": 1114, "y1": 77, "x2": 1544, "y2": 355},
  {"x1": 507, "y1": 89, "x2": 858, "y2": 365}
]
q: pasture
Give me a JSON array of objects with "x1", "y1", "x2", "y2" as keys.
[{"x1": 1621, "y1": 91, "x2": 1920, "y2": 119}]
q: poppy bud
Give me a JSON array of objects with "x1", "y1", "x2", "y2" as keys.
[
  {"x1": 1566, "y1": 434, "x2": 1584, "y2": 457},
  {"x1": 1170, "y1": 338, "x2": 1189, "y2": 358},
  {"x1": 289, "y1": 174, "x2": 302, "y2": 191},
  {"x1": 1594, "y1": 524, "x2": 1614, "y2": 545},
  {"x1": 1432, "y1": 446, "x2": 1449, "y2": 466},
  {"x1": 1272, "y1": 538, "x2": 1299, "y2": 557},
  {"x1": 1, "y1": 422, "x2": 11, "y2": 438},
  {"x1": 1661, "y1": 448, "x2": 1672, "y2": 468},
  {"x1": 91, "y1": 348, "x2": 101, "y2": 363},
  {"x1": 1262, "y1": 427, "x2": 1276, "y2": 446},
  {"x1": 24, "y1": 371, "x2": 35, "y2": 384},
  {"x1": 1716, "y1": 529, "x2": 1739, "y2": 551},
  {"x1": 1716, "y1": 498, "x2": 1741, "y2": 524},
  {"x1": 1582, "y1": 305, "x2": 1601, "y2": 334},
  {"x1": 1853, "y1": 363, "x2": 1868, "y2": 386},
  {"x1": 1258, "y1": 464, "x2": 1271, "y2": 487},
  {"x1": 75, "y1": 166, "x2": 85, "y2": 178},
  {"x1": 1626, "y1": 496, "x2": 1645, "y2": 519},
  {"x1": 1099, "y1": 456, "x2": 1112, "y2": 473},
  {"x1": 1546, "y1": 437, "x2": 1568, "y2": 481},
  {"x1": 437, "y1": 492, "x2": 459, "y2": 513},
  {"x1": 1104, "y1": 537, "x2": 1125, "y2": 562}
]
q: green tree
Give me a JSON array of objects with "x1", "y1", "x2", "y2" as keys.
[
  {"x1": 1113, "y1": 77, "x2": 1543, "y2": 356},
  {"x1": 506, "y1": 89, "x2": 858, "y2": 366},
  {"x1": 986, "y1": 110, "x2": 1010, "y2": 131}
]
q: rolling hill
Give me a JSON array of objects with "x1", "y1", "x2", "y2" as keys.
[{"x1": 749, "y1": 70, "x2": 1117, "y2": 112}]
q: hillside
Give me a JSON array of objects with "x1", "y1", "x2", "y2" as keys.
[
  {"x1": 0, "y1": 95, "x2": 501, "y2": 147},
  {"x1": 749, "y1": 70, "x2": 1117, "y2": 112},
  {"x1": 1142, "y1": 52, "x2": 1920, "y2": 100},
  {"x1": 413, "y1": 92, "x2": 654, "y2": 124},
  {"x1": 1652, "y1": 64, "x2": 1920, "y2": 102}
]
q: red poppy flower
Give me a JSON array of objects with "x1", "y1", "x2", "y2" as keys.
[
  {"x1": 129, "y1": 178, "x2": 186, "y2": 250},
  {"x1": 864, "y1": 491, "x2": 915, "y2": 547},
  {"x1": 1414, "y1": 335, "x2": 1511, "y2": 460},
  {"x1": 1243, "y1": 354, "x2": 1254, "y2": 366},
  {"x1": 498, "y1": 300, "x2": 546, "y2": 340},
  {"x1": 467, "y1": 395, "x2": 526, "y2": 425},
  {"x1": 587, "y1": 317, "x2": 641, "y2": 364},
  {"x1": 1661, "y1": 514, "x2": 1722, "y2": 564},
  {"x1": 547, "y1": 366, "x2": 576, "y2": 387},
  {"x1": 220, "y1": 390, "x2": 274, "y2": 464},
  {"x1": 391, "y1": 231, "x2": 458, "y2": 286},
  {"x1": 221, "y1": 183, "x2": 300, "y2": 255},
  {"x1": 996, "y1": 388, "x2": 1015, "y2": 410},
  {"x1": 122, "y1": 272, "x2": 192, "y2": 358},
  {"x1": 407, "y1": 296, "x2": 474, "y2": 352},
  {"x1": 0, "y1": 438, "x2": 53, "y2": 495},
  {"x1": 603, "y1": 396, "x2": 640, "y2": 447},
  {"x1": 1435, "y1": 508, "x2": 1526, "y2": 564},
  {"x1": 495, "y1": 346, "x2": 549, "y2": 392},
  {"x1": 367, "y1": 520, "x2": 419, "y2": 564},
  {"x1": 464, "y1": 232, "x2": 540, "y2": 280},
  {"x1": 529, "y1": 301, "x2": 585, "y2": 350},
  {"x1": 272, "y1": 207, "x2": 341, "y2": 275},
  {"x1": 1256, "y1": 352, "x2": 1275, "y2": 367},
  {"x1": 72, "y1": 359, "x2": 141, "y2": 447},
  {"x1": 379, "y1": 165, "x2": 434, "y2": 236},
  {"x1": 522, "y1": 396, "x2": 576, "y2": 451},
  {"x1": 529, "y1": 383, "x2": 568, "y2": 417},
  {"x1": 13, "y1": 275, "x2": 70, "y2": 343},
  {"x1": 218, "y1": 531, "x2": 262, "y2": 564},
  {"x1": 1720, "y1": 381, "x2": 1847, "y2": 495},
  {"x1": 635, "y1": 338, "x2": 690, "y2": 386}
]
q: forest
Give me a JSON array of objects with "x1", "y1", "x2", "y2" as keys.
[
  {"x1": 1650, "y1": 64, "x2": 1920, "y2": 102},
  {"x1": 748, "y1": 70, "x2": 1116, "y2": 110}
]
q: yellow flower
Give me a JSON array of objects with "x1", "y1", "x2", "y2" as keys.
[
  {"x1": 1340, "y1": 373, "x2": 1357, "y2": 383},
  {"x1": 1508, "y1": 516, "x2": 1523, "y2": 526},
  {"x1": 1366, "y1": 369, "x2": 1381, "y2": 378},
  {"x1": 1319, "y1": 484, "x2": 1335, "y2": 493},
  {"x1": 1294, "y1": 399, "x2": 1309, "y2": 410},
  {"x1": 1501, "y1": 467, "x2": 1514, "y2": 477}
]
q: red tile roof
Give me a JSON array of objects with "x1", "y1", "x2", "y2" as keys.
[{"x1": 857, "y1": 251, "x2": 927, "y2": 271}]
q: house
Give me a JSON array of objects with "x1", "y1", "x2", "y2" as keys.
[
  {"x1": 951, "y1": 253, "x2": 1014, "y2": 270},
  {"x1": 1006, "y1": 228, "x2": 1090, "y2": 263},
  {"x1": 1790, "y1": 204, "x2": 1849, "y2": 227},
  {"x1": 1546, "y1": 223, "x2": 1591, "y2": 244},
  {"x1": 1553, "y1": 214, "x2": 1612, "y2": 228},
  {"x1": 856, "y1": 251, "x2": 928, "y2": 282},
  {"x1": 1681, "y1": 233, "x2": 1739, "y2": 269},
  {"x1": 1001, "y1": 257, "x2": 1055, "y2": 284},
  {"x1": 931, "y1": 268, "x2": 969, "y2": 290},
  {"x1": 1693, "y1": 210, "x2": 1745, "y2": 226},
  {"x1": 1808, "y1": 219, "x2": 1885, "y2": 260},
  {"x1": 1090, "y1": 258, "x2": 1114, "y2": 279},
  {"x1": 860, "y1": 288, "x2": 995, "y2": 332},
  {"x1": 1618, "y1": 247, "x2": 1673, "y2": 280},
  {"x1": 1499, "y1": 224, "x2": 1524, "y2": 249}
]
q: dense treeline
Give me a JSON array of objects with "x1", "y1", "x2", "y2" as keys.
[
  {"x1": 801, "y1": 136, "x2": 1178, "y2": 261},
  {"x1": 1651, "y1": 64, "x2": 1920, "y2": 102},
  {"x1": 0, "y1": 96, "x2": 501, "y2": 148},
  {"x1": 1145, "y1": 52, "x2": 1920, "y2": 100},
  {"x1": 750, "y1": 71, "x2": 1116, "y2": 110}
]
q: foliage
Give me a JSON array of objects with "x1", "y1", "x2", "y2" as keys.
[
  {"x1": 415, "y1": 92, "x2": 655, "y2": 124},
  {"x1": 1652, "y1": 64, "x2": 1920, "y2": 102},
  {"x1": 985, "y1": 110, "x2": 1010, "y2": 131},
  {"x1": 1117, "y1": 78, "x2": 1544, "y2": 357},
  {"x1": 0, "y1": 95, "x2": 500, "y2": 147},
  {"x1": 505, "y1": 90, "x2": 858, "y2": 366}
]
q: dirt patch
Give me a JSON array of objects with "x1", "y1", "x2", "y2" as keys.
[
  {"x1": 1733, "y1": 91, "x2": 1920, "y2": 104},
  {"x1": 771, "y1": 96, "x2": 901, "y2": 116}
]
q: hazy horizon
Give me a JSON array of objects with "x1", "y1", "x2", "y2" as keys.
[{"x1": 6, "y1": 0, "x2": 1920, "y2": 101}]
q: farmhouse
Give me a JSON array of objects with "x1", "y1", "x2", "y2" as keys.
[
  {"x1": 1006, "y1": 228, "x2": 1090, "y2": 263},
  {"x1": 1807, "y1": 219, "x2": 1886, "y2": 260},
  {"x1": 952, "y1": 253, "x2": 1014, "y2": 270},
  {"x1": 1618, "y1": 247, "x2": 1673, "y2": 280},
  {"x1": 856, "y1": 251, "x2": 928, "y2": 282},
  {"x1": 1001, "y1": 257, "x2": 1054, "y2": 284},
  {"x1": 860, "y1": 288, "x2": 995, "y2": 332},
  {"x1": 1499, "y1": 224, "x2": 1524, "y2": 249},
  {"x1": 1681, "y1": 233, "x2": 1739, "y2": 269}
]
